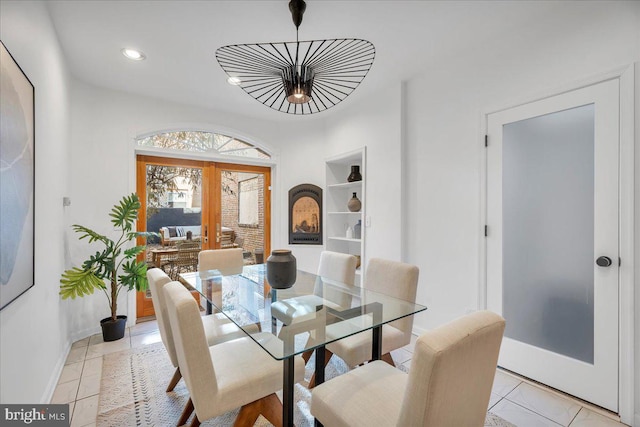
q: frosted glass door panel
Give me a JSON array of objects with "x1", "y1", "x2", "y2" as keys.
[{"x1": 502, "y1": 104, "x2": 594, "y2": 363}]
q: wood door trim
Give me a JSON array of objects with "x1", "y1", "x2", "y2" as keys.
[
  {"x1": 136, "y1": 155, "x2": 210, "y2": 318},
  {"x1": 135, "y1": 155, "x2": 272, "y2": 319},
  {"x1": 136, "y1": 157, "x2": 149, "y2": 318},
  {"x1": 215, "y1": 163, "x2": 271, "y2": 257}
]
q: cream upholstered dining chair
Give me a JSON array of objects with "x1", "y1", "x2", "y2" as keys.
[
  {"x1": 270, "y1": 251, "x2": 358, "y2": 362},
  {"x1": 163, "y1": 281, "x2": 306, "y2": 427},
  {"x1": 311, "y1": 310, "x2": 506, "y2": 427},
  {"x1": 308, "y1": 258, "x2": 419, "y2": 387},
  {"x1": 198, "y1": 248, "x2": 244, "y2": 275},
  {"x1": 146, "y1": 268, "x2": 251, "y2": 392}
]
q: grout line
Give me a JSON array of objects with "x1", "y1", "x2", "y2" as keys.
[
  {"x1": 567, "y1": 407, "x2": 582, "y2": 427},
  {"x1": 488, "y1": 396, "x2": 503, "y2": 411},
  {"x1": 497, "y1": 367, "x2": 622, "y2": 423},
  {"x1": 502, "y1": 398, "x2": 565, "y2": 426}
]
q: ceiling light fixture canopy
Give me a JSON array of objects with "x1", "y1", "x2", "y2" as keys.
[{"x1": 216, "y1": 0, "x2": 375, "y2": 115}]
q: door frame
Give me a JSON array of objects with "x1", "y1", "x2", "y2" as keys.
[
  {"x1": 135, "y1": 155, "x2": 212, "y2": 318},
  {"x1": 133, "y1": 155, "x2": 272, "y2": 319},
  {"x1": 478, "y1": 65, "x2": 635, "y2": 423}
]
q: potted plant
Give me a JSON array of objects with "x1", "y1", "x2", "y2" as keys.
[{"x1": 60, "y1": 193, "x2": 155, "y2": 341}]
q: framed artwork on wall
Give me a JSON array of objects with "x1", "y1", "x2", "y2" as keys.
[{"x1": 0, "y1": 40, "x2": 35, "y2": 310}]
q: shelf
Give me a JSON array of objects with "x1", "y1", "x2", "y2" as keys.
[
  {"x1": 326, "y1": 147, "x2": 365, "y2": 286},
  {"x1": 328, "y1": 211, "x2": 362, "y2": 215},
  {"x1": 328, "y1": 237, "x2": 361, "y2": 243},
  {"x1": 327, "y1": 181, "x2": 362, "y2": 190}
]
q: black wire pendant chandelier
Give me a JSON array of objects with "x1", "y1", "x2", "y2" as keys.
[{"x1": 216, "y1": 0, "x2": 375, "y2": 115}]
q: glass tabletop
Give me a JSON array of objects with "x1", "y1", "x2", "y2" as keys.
[{"x1": 179, "y1": 264, "x2": 427, "y2": 360}]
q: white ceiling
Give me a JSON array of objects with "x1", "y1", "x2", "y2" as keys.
[{"x1": 46, "y1": 1, "x2": 572, "y2": 121}]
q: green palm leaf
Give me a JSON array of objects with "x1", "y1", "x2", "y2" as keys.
[
  {"x1": 119, "y1": 260, "x2": 148, "y2": 292},
  {"x1": 127, "y1": 231, "x2": 158, "y2": 241},
  {"x1": 72, "y1": 225, "x2": 109, "y2": 244},
  {"x1": 109, "y1": 193, "x2": 140, "y2": 231},
  {"x1": 124, "y1": 245, "x2": 146, "y2": 259},
  {"x1": 60, "y1": 267, "x2": 106, "y2": 299},
  {"x1": 61, "y1": 193, "x2": 149, "y2": 322}
]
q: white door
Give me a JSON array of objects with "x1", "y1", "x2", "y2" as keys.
[{"x1": 486, "y1": 79, "x2": 619, "y2": 411}]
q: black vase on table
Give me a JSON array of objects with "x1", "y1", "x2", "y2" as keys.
[{"x1": 266, "y1": 250, "x2": 297, "y2": 289}]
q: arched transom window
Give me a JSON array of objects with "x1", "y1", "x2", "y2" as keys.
[{"x1": 136, "y1": 131, "x2": 270, "y2": 160}]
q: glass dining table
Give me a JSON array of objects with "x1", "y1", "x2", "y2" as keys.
[{"x1": 179, "y1": 264, "x2": 427, "y2": 427}]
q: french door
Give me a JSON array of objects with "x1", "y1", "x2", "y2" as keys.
[
  {"x1": 486, "y1": 79, "x2": 619, "y2": 411},
  {"x1": 136, "y1": 155, "x2": 271, "y2": 318}
]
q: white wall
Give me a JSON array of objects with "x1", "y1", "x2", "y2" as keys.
[
  {"x1": 274, "y1": 120, "x2": 328, "y2": 273},
  {"x1": 405, "y1": 0, "x2": 639, "y2": 329},
  {"x1": 325, "y1": 84, "x2": 403, "y2": 264},
  {"x1": 68, "y1": 81, "x2": 331, "y2": 334},
  {"x1": 3, "y1": 0, "x2": 636, "y2": 419},
  {"x1": 0, "y1": 0, "x2": 72, "y2": 403},
  {"x1": 274, "y1": 84, "x2": 403, "y2": 274},
  {"x1": 401, "y1": 2, "x2": 639, "y2": 423}
]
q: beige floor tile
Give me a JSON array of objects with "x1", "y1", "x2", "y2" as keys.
[
  {"x1": 70, "y1": 395, "x2": 99, "y2": 427},
  {"x1": 488, "y1": 392, "x2": 502, "y2": 410},
  {"x1": 569, "y1": 408, "x2": 627, "y2": 427},
  {"x1": 506, "y1": 382, "x2": 581, "y2": 426},
  {"x1": 129, "y1": 319, "x2": 159, "y2": 336},
  {"x1": 492, "y1": 369, "x2": 522, "y2": 397},
  {"x1": 51, "y1": 379, "x2": 79, "y2": 404},
  {"x1": 390, "y1": 347, "x2": 412, "y2": 365},
  {"x1": 87, "y1": 333, "x2": 103, "y2": 346},
  {"x1": 71, "y1": 337, "x2": 90, "y2": 349},
  {"x1": 59, "y1": 361, "x2": 84, "y2": 384},
  {"x1": 77, "y1": 373, "x2": 101, "y2": 400},
  {"x1": 65, "y1": 347, "x2": 88, "y2": 365},
  {"x1": 492, "y1": 399, "x2": 563, "y2": 426},
  {"x1": 88, "y1": 329, "x2": 130, "y2": 346},
  {"x1": 68, "y1": 401, "x2": 75, "y2": 423},
  {"x1": 85, "y1": 338, "x2": 130, "y2": 359},
  {"x1": 82, "y1": 357, "x2": 103, "y2": 377},
  {"x1": 130, "y1": 330, "x2": 162, "y2": 348}
]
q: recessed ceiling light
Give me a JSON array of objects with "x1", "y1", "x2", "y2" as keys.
[
  {"x1": 227, "y1": 76, "x2": 242, "y2": 86},
  {"x1": 121, "y1": 48, "x2": 146, "y2": 61}
]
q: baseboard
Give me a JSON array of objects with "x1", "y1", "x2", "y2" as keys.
[
  {"x1": 71, "y1": 317, "x2": 137, "y2": 343},
  {"x1": 71, "y1": 324, "x2": 101, "y2": 343},
  {"x1": 40, "y1": 339, "x2": 72, "y2": 404}
]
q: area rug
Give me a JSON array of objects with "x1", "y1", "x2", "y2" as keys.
[{"x1": 97, "y1": 342, "x2": 515, "y2": 426}]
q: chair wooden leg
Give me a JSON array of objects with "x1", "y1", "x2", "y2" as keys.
[
  {"x1": 302, "y1": 349, "x2": 314, "y2": 364},
  {"x1": 189, "y1": 415, "x2": 200, "y2": 427},
  {"x1": 166, "y1": 367, "x2": 182, "y2": 392},
  {"x1": 177, "y1": 397, "x2": 194, "y2": 427},
  {"x1": 381, "y1": 352, "x2": 396, "y2": 367},
  {"x1": 257, "y1": 393, "x2": 283, "y2": 427},
  {"x1": 308, "y1": 348, "x2": 333, "y2": 389},
  {"x1": 234, "y1": 393, "x2": 282, "y2": 427}
]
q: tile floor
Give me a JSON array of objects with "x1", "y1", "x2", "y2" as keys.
[{"x1": 52, "y1": 319, "x2": 629, "y2": 427}]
